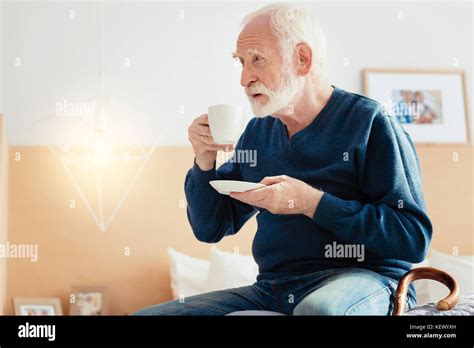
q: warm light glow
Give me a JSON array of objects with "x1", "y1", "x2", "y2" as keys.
[{"x1": 93, "y1": 134, "x2": 111, "y2": 167}]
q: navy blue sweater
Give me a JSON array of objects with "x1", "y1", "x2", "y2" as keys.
[{"x1": 185, "y1": 86, "x2": 432, "y2": 294}]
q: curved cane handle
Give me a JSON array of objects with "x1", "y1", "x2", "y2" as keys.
[{"x1": 393, "y1": 267, "x2": 460, "y2": 316}]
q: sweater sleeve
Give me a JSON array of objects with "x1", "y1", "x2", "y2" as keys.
[
  {"x1": 313, "y1": 113, "x2": 432, "y2": 263},
  {"x1": 184, "y1": 135, "x2": 258, "y2": 243}
]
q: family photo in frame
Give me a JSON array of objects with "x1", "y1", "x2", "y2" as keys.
[
  {"x1": 13, "y1": 297, "x2": 63, "y2": 316},
  {"x1": 363, "y1": 69, "x2": 470, "y2": 144}
]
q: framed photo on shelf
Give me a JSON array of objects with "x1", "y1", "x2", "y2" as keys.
[
  {"x1": 69, "y1": 286, "x2": 108, "y2": 315},
  {"x1": 13, "y1": 297, "x2": 63, "y2": 315},
  {"x1": 363, "y1": 68, "x2": 470, "y2": 144}
]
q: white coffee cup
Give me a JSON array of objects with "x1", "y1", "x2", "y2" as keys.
[{"x1": 208, "y1": 104, "x2": 244, "y2": 145}]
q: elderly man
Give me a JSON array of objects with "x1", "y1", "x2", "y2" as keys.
[{"x1": 135, "y1": 4, "x2": 432, "y2": 315}]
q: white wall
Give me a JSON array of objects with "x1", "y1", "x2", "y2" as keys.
[
  {"x1": 1, "y1": 1, "x2": 472, "y2": 145},
  {"x1": 0, "y1": 2, "x2": 6, "y2": 315}
]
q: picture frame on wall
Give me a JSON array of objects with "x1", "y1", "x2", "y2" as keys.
[
  {"x1": 13, "y1": 297, "x2": 63, "y2": 315},
  {"x1": 69, "y1": 286, "x2": 108, "y2": 315},
  {"x1": 363, "y1": 68, "x2": 471, "y2": 144}
]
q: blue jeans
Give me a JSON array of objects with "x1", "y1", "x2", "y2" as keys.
[{"x1": 133, "y1": 268, "x2": 416, "y2": 315}]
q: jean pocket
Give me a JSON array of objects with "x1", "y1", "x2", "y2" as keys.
[{"x1": 345, "y1": 285, "x2": 394, "y2": 315}]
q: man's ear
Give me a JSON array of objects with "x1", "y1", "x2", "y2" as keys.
[{"x1": 296, "y1": 43, "x2": 312, "y2": 77}]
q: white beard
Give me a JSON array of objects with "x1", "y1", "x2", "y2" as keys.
[{"x1": 246, "y1": 67, "x2": 303, "y2": 117}]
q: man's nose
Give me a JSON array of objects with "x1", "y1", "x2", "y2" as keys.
[{"x1": 240, "y1": 65, "x2": 258, "y2": 88}]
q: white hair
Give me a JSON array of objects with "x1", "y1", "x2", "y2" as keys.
[{"x1": 242, "y1": 3, "x2": 327, "y2": 77}]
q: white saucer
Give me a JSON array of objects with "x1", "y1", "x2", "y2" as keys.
[{"x1": 209, "y1": 180, "x2": 265, "y2": 195}]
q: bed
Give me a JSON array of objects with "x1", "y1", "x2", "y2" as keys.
[{"x1": 168, "y1": 247, "x2": 474, "y2": 316}]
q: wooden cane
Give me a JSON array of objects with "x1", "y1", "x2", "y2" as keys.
[{"x1": 393, "y1": 267, "x2": 460, "y2": 315}]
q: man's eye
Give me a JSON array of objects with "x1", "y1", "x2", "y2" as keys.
[{"x1": 253, "y1": 55, "x2": 264, "y2": 63}]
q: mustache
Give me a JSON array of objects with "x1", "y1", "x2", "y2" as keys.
[{"x1": 245, "y1": 83, "x2": 273, "y2": 97}]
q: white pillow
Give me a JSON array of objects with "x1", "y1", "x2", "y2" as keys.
[
  {"x1": 427, "y1": 250, "x2": 474, "y2": 302},
  {"x1": 206, "y1": 247, "x2": 259, "y2": 292},
  {"x1": 167, "y1": 247, "x2": 210, "y2": 299}
]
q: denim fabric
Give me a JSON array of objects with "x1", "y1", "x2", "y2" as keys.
[{"x1": 133, "y1": 268, "x2": 416, "y2": 316}]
